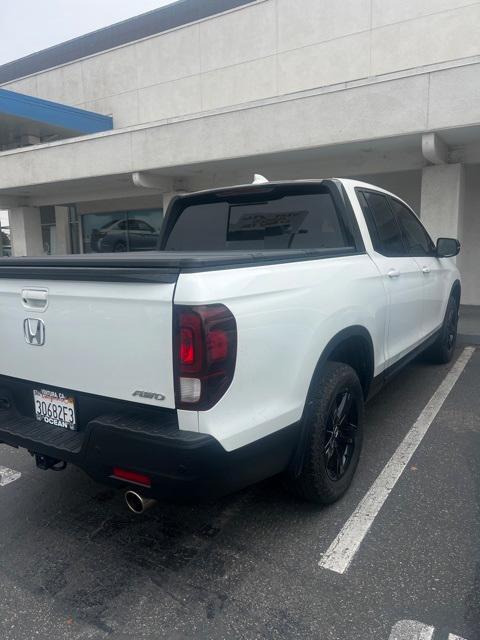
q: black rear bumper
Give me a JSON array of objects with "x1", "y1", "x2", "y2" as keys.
[{"x1": 0, "y1": 376, "x2": 298, "y2": 500}]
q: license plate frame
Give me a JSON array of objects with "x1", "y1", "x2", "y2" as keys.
[{"x1": 33, "y1": 388, "x2": 77, "y2": 431}]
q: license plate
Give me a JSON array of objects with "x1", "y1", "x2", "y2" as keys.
[{"x1": 33, "y1": 389, "x2": 77, "y2": 431}]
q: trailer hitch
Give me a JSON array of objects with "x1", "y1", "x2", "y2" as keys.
[{"x1": 34, "y1": 453, "x2": 67, "y2": 471}]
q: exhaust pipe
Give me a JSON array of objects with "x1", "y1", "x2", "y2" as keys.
[{"x1": 124, "y1": 490, "x2": 157, "y2": 514}]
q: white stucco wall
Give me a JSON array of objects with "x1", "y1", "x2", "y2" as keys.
[{"x1": 3, "y1": 0, "x2": 480, "y2": 128}]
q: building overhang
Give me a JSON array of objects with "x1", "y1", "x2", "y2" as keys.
[
  {"x1": 0, "y1": 88, "x2": 113, "y2": 150},
  {"x1": 0, "y1": 134, "x2": 442, "y2": 208},
  {"x1": 1, "y1": 62, "x2": 480, "y2": 208}
]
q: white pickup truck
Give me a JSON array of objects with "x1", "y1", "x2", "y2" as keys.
[{"x1": 0, "y1": 179, "x2": 461, "y2": 511}]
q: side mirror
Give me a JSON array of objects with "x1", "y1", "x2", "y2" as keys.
[{"x1": 436, "y1": 237, "x2": 460, "y2": 258}]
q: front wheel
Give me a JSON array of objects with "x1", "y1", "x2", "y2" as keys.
[
  {"x1": 426, "y1": 295, "x2": 459, "y2": 364},
  {"x1": 286, "y1": 362, "x2": 364, "y2": 504}
]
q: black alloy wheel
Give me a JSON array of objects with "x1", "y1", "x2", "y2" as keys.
[
  {"x1": 445, "y1": 303, "x2": 458, "y2": 352},
  {"x1": 426, "y1": 295, "x2": 459, "y2": 364},
  {"x1": 324, "y1": 389, "x2": 358, "y2": 482}
]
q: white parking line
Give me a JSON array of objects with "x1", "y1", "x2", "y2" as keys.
[
  {"x1": 388, "y1": 620, "x2": 434, "y2": 640},
  {"x1": 0, "y1": 466, "x2": 22, "y2": 487},
  {"x1": 319, "y1": 346, "x2": 476, "y2": 574}
]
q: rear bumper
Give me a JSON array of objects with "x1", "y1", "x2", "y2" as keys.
[{"x1": 0, "y1": 376, "x2": 298, "y2": 500}]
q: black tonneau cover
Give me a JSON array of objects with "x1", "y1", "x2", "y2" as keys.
[{"x1": 0, "y1": 248, "x2": 353, "y2": 283}]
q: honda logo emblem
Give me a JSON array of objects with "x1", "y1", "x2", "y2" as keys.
[{"x1": 23, "y1": 318, "x2": 46, "y2": 346}]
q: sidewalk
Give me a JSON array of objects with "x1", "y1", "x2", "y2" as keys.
[{"x1": 458, "y1": 305, "x2": 480, "y2": 345}]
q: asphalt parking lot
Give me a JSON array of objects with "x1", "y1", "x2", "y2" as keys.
[{"x1": 0, "y1": 346, "x2": 479, "y2": 640}]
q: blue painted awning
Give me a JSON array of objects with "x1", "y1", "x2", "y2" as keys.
[{"x1": 0, "y1": 88, "x2": 113, "y2": 148}]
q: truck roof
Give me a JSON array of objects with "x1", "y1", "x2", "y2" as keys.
[{"x1": 173, "y1": 177, "x2": 403, "y2": 203}]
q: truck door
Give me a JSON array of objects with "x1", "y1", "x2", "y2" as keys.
[
  {"x1": 389, "y1": 196, "x2": 448, "y2": 338},
  {"x1": 356, "y1": 189, "x2": 424, "y2": 367}
]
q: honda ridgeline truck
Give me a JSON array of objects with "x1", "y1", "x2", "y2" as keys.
[{"x1": 0, "y1": 179, "x2": 461, "y2": 511}]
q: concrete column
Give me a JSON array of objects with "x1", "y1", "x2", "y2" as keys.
[
  {"x1": 9, "y1": 207, "x2": 43, "y2": 256},
  {"x1": 420, "y1": 164, "x2": 465, "y2": 241},
  {"x1": 54, "y1": 206, "x2": 71, "y2": 255}
]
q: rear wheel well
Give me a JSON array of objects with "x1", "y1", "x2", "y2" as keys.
[
  {"x1": 291, "y1": 328, "x2": 374, "y2": 477},
  {"x1": 326, "y1": 334, "x2": 374, "y2": 399}
]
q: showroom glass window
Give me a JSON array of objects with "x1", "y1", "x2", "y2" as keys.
[
  {"x1": 0, "y1": 210, "x2": 11, "y2": 257},
  {"x1": 81, "y1": 209, "x2": 163, "y2": 253},
  {"x1": 40, "y1": 206, "x2": 57, "y2": 255}
]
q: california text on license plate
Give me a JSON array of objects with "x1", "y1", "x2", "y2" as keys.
[{"x1": 33, "y1": 389, "x2": 77, "y2": 430}]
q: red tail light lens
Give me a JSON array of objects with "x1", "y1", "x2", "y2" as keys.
[
  {"x1": 179, "y1": 312, "x2": 203, "y2": 369},
  {"x1": 180, "y1": 328, "x2": 195, "y2": 365},
  {"x1": 207, "y1": 329, "x2": 229, "y2": 361},
  {"x1": 174, "y1": 304, "x2": 237, "y2": 410}
]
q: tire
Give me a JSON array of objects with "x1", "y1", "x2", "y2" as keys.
[
  {"x1": 286, "y1": 362, "x2": 364, "y2": 504},
  {"x1": 426, "y1": 295, "x2": 459, "y2": 364}
]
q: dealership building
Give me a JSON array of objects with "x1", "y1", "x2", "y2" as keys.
[{"x1": 0, "y1": 0, "x2": 480, "y2": 304}]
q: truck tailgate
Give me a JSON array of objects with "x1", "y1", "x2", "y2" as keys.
[{"x1": 0, "y1": 278, "x2": 177, "y2": 409}]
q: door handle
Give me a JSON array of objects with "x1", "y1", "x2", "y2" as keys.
[
  {"x1": 422, "y1": 266, "x2": 431, "y2": 274},
  {"x1": 21, "y1": 288, "x2": 48, "y2": 311},
  {"x1": 387, "y1": 269, "x2": 400, "y2": 278}
]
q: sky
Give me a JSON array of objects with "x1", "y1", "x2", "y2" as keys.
[{"x1": 0, "y1": 0, "x2": 176, "y2": 65}]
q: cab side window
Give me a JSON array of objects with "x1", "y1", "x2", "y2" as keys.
[
  {"x1": 357, "y1": 190, "x2": 406, "y2": 257},
  {"x1": 389, "y1": 198, "x2": 435, "y2": 257}
]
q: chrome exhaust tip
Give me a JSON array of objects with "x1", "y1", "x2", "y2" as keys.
[{"x1": 124, "y1": 490, "x2": 157, "y2": 514}]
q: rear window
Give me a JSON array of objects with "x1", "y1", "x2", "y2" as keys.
[{"x1": 164, "y1": 192, "x2": 355, "y2": 251}]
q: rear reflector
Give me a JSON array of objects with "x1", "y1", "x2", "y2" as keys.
[{"x1": 112, "y1": 467, "x2": 151, "y2": 487}]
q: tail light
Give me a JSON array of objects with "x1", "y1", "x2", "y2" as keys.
[{"x1": 174, "y1": 304, "x2": 237, "y2": 410}]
